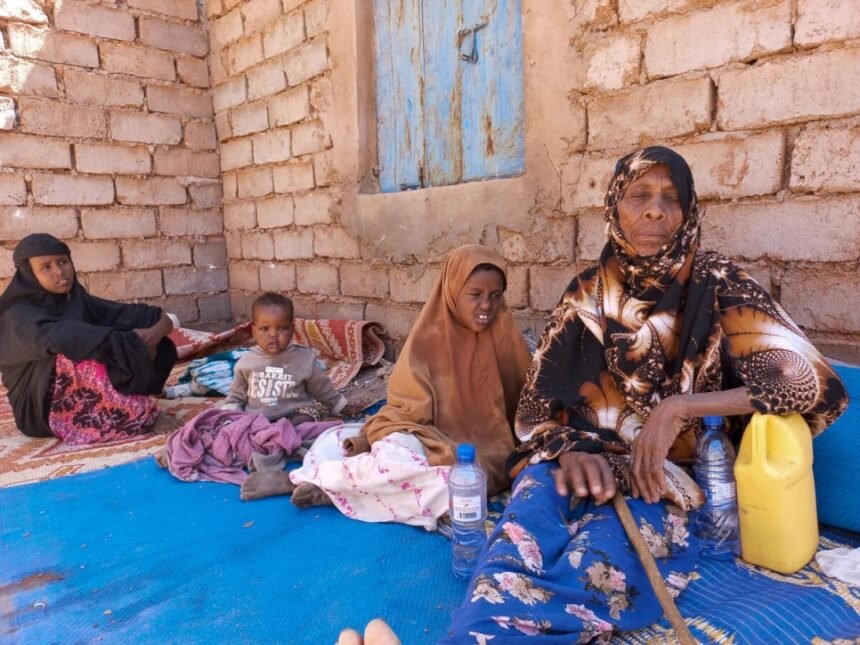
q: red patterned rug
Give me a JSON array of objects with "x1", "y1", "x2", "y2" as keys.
[{"x1": 0, "y1": 319, "x2": 387, "y2": 488}]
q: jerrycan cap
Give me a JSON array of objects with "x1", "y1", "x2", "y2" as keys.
[
  {"x1": 702, "y1": 415, "x2": 723, "y2": 428},
  {"x1": 456, "y1": 443, "x2": 476, "y2": 463}
]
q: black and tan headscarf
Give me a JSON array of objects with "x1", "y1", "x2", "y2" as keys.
[{"x1": 510, "y1": 146, "x2": 848, "y2": 510}]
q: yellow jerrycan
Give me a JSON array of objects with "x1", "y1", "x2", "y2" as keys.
[{"x1": 734, "y1": 413, "x2": 818, "y2": 574}]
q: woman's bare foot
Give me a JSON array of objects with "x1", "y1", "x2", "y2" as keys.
[
  {"x1": 240, "y1": 471, "x2": 295, "y2": 501},
  {"x1": 151, "y1": 412, "x2": 182, "y2": 435},
  {"x1": 291, "y1": 483, "x2": 334, "y2": 509},
  {"x1": 337, "y1": 619, "x2": 401, "y2": 645},
  {"x1": 154, "y1": 448, "x2": 169, "y2": 469}
]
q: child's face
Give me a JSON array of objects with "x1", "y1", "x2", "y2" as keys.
[
  {"x1": 455, "y1": 268, "x2": 505, "y2": 333},
  {"x1": 251, "y1": 304, "x2": 294, "y2": 355}
]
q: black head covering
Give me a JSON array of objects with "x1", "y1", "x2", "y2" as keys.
[{"x1": 0, "y1": 233, "x2": 77, "y2": 319}]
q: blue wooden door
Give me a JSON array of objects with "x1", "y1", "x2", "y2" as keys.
[{"x1": 373, "y1": 0, "x2": 524, "y2": 192}]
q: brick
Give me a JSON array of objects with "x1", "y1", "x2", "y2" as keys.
[
  {"x1": 284, "y1": 39, "x2": 328, "y2": 86},
  {"x1": 177, "y1": 57, "x2": 210, "y2": 89},
  {"x1": 224, "y1": 201, "x2": 256, "y2": 230},
  {"x1": 702, "y1": 197, "x2": 860, "y2": 262},
  {"x1": 256, "y1": 195, "x2": 294, "y2": 228},
  {"x1": 718, "y1": 49, "x2": 860, "y2": 130},
  {"x1": 673, "y1": 131, "x2": 785, "y2": 199},
  {"x1": 148, "y1": 295, "x2": 198, "y2": 323},
  {"x1": 124, "y1": 239, "x2": 191, "y2": 269},
  {"x1": 184, "y1": 121, "x2": 217, "y2": 150},
  {"x1": 82, "y1": 208, "x2": 157, "y2": 239},
  {"x1": 140, "y1": 17, "x2": 208, "y2": 56},
  {"x1": 242, "y1": 0, "x2": 283, "y2": 35},
  {"x1": 283, "y1": 0, "x2": 305, "y2": 12},
  {"x1": 259, "y1": 262, "x2": 296, "y2": 292},
  {"x1": 222, "y1": 173, "x2": 238, "y2": 200},
  {"x1": 225, "y1": 231, "x2": 241, "y2": 257},
  {"x1": 781, "y1": 269, "x2": 860, "y2": 334},
  {"x1": 294, "y1": 191, "x2": 334, "y2": 225},
  {"x1": 128, "y1": 0, "x2": 198, "y2": 21},
  {"x1": 796, "y1": 0, "x2": 860, "y2": 46},
  {"x1": 645, "y1": 2, "x2": 791, "y2": 78},
  {"x1": 88, "y1": 270, "x2": 163, "y2": 300},
  {"x1": 32, "y1": 174, "x2": 113, "y2": 206},
  {"x1": 314, "y1": 226, "x2": 359, "y2": 259},
  {"x1": 389, "y1": 265, "x2": 438, "y2": 303},
  {"x1": 0, "y1": 174, "x2": 26, "y2": 205},
  {"x1": 341, "y1": 261, "x2": 388, "y2": 299},
  {"x1": 0, "y1": 0, "x2": 47, "y2": 24},
  {"x1": 164, "y1": 267, "x2": 228, "y2": 295},
  {"x1": 562, "y1": 154, "x2": 613, "y2": 210},
  {"x1": 318, "y1": 301, "x2": 365, "y2": 320},
  {"x1": 274, "y1": 162, "x2": 315, "y2": 193},
  {"x1": 198, "y1": 294, "x2": 232, "y2": 320},
  {"x1": 270, "y1": 88, "x2": 310, "y2": 129},
  {"x1": 291, "y1": 120, "x2": 329, "y2": 156},
  {"x1": 110, "y1": 112, "x2": 182, "y2": 144},
  {"x1": 215, "y1": 111, "x2": 232, "y2": 141},
  {"x1": 220, "y1": 138, "x2": 253, "y2": 171},
  {"x1": 212, "y1": 77, "x2": 246, "y2": 112},
  {"x1": 273, "y1": 228, "x2": 313, "y2": 259},
  {"x1": 211, "y1": 9, "x2": 243, "y2": 48},
  {"x1": 312, "y1": 152, "x2": 333, "y2": 187},
  {"x1": 0, "y1": 97, "x2": 14, "y2": 130},
  {"x1": 226, "y1": 35, "x2": 264, "y2": 75},
  {"x1": 309, "y1": 77, "x2": 333, "y2": 113},
  {"x1": 75, "y1": 143, "x2": 149, "y2": 175},
  {"x1": 8, "y1": 24, "x2": 98, "y2": 67},
  {"x1": 248, "y1": 59, "x2": 287, "y2": 100},
  {"x1": 618, "y1": 0, "x2": 693, "y2": 23},
  {"x1": 530, "y1": 266, "x2": 577, "y2": 311},
  {"x1": 576, "y1": 209, "x2": 606, "y2": 261},
  {"x1": 366, "y1": 303, "x2": 419, "y2": 341},
  {"x1": 206, "y1": 0, "x2": 224, "y2": 18},
  {"x1": 116, "y1": 177, "x2": 187, "y2": 205},
  {"x1": 505, "y1": 265, "x2": 528, "y2": 309},
  {"x1": 253, "y1": 129, "x2": 292, "y2": 164},
  {"x1": 100, "y1": 42, "x2": 175, "y2": 81},
  {"x1": 588, "y1": 77, "x2": 713, "y2": 149},
  {"x1": 228, "y1": 262, "x2": 260, "y2": 290},
  {"x1": 237, "y1": 167, "x2": 274, "y2": 198},
  {"x1": 65, "y1": 241, "x2": 120, "y2": 272},
  {"x1": 0, "y1": 207, "x2": 77, "y2": 239},
  {"x1": 580, "y1": 34, "x2": 640, "y2": 92},
  {"x1": 54, "y1": 0, "x2": 135, "y2": 41},
  {"x1": 0, "y1": 55, "x2": 57, "y2": 97},
  {"x1": 231, "y1": 102, "x2": 269, "y2": 136},
  {"x1": 65, "y1": 69, "x2": 143, "y2": 107},
  {"x1": 790, "y1": 127, "x2": 860, "y2": 193},
  {"x1": 155, "y1": 149, "x2": 221, "y2": 178},
  {"x1": 148, "y1": 85, "x2": 213, "y2": 119},
  {"x1": 241, "y1": 231, "x2": 274, "y2": 259},
  {"x1": 209, "y1": 51, "x2": 229, "y2": 86},
  {"x1": 0, "y1": 247, "x2": 14, "y2": 278},
  {"x1": 263, "y1": 12, "x2": 305, "y2": 59},
  {"x1": 296, "y1": 263, "x2": 338, "y2": 295},
  {"x1": 499, "y1": 220, "x2": 574, "y2": 263},
  {"x1": 189, "y1": 182, "x2": 222, "y2": 208},
  {"x1": 304, "y1": 0, "x2": 329, "y2": 38},
  {"x1": 194, "y1": 240, "x2": 227, "y2": 267},
  {"x1": 160, "y1": 208, "x2": 222, "y2": 236},
  {"x1": 0, "y1": 133, "x2": 70, "y2": 169}
]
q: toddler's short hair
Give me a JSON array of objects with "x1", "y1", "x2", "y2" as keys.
[{"x1": 251, "y1": 292, "x2": 294, "y2": 320}]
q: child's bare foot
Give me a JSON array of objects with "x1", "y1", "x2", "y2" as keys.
[
  {"x1": 151, "y1": 412, "x2": 182, "y2": 434},
  {"x1": 337, "y1": 619, "x2": 401, "y2": 645},
  {"x1": 240, "y1": 471, "x2": 295, "y2": 501},
  {"x1": 154, "y1": 448, "x2": 169, "y2": 469},
  {"x1": 291, "y1": 483, "x2": 333, "y2": 509}
]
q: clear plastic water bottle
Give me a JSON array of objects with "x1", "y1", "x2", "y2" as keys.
[
  {"x1": 449, "y1": 443, "x2": 488, "y2": 580},
  {"x1": 693, "y1": 415, "x2": 740, "y2": 559}
]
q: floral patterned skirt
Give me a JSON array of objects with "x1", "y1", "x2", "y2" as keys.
[
  {"x1": 48, "y1": 354, "x2": 159, "y2": 445},
  {"x1": 442, "y1": 461, "x2": 699, "y2": 643}
]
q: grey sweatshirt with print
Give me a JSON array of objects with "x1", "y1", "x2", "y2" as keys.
[{"x1": 222, "y1": 344, "x2": 346, "y2": 420}]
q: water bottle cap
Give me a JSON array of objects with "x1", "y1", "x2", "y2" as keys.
[
  {"x1": 456, "y1": 443, "x2": 476, "y2": 463},
  {"x1": 702, "y1": 415, "x2": 723, "y2": 428}
]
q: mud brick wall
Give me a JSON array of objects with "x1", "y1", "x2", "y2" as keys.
[{"x1": 0, "y1": 0, "x2": 227, "y2": 324}]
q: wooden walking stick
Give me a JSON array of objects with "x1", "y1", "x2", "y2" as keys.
[{"x1": 612, "y1": 492, "x2": 696, "y2": 645}]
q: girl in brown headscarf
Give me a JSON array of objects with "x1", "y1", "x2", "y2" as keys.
[{"x1": 241, "y1": 245, "x2": 532, "y2": 530}]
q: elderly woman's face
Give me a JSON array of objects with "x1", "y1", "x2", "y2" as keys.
[{"x1": 616, "y1": 164, "x2": 684, "y2": 256}]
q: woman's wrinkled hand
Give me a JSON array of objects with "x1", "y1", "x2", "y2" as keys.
[
  {"x1": 630, "y1": 395, "x2": 687, "y2": 504},
  {"x1": 555, "y1": 451, "x2": 616, "y2": 505}
]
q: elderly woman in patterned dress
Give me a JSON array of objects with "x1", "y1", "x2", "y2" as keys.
[{"x1": 441, "y1": 146, "x2": 848, "y2": 643}]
